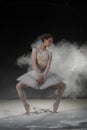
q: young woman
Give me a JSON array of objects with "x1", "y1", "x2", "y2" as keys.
[{"x1": 16, "y1": 33, "x2": 66, "y2": 113}]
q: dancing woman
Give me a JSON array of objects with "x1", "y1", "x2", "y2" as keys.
[{"x1": 16, "y1": 33, "x2": 66, "y2": 113}]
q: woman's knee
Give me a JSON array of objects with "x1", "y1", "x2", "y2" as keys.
[
  {"x1": 62, "y1": 82, "x2": 66, "y2": 88},
  {"x1": 58, "y1": 82, "x2": 66, "y2": 89},
  {"x1": 16, "y1": 83, "x2": 20, "y2": 90},
  {"x1": 16, "y1": 82, "x2": 25, "y2": 90}
]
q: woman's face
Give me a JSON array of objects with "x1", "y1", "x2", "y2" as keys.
[{"x1": 44, "y1": 38, "x2": 53, "y2": 47}]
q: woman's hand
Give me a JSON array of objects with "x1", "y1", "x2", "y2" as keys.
[
  {"x1": 36, "y1": 78, "x2": 44, "y2": 87},
  {"x1": 36, "y1": 75, "x2": 45, "y2": 87}
]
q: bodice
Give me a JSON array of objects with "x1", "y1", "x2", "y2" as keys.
[{"x1": 36, "y1": 48, "x2": 49, "y2": 71}]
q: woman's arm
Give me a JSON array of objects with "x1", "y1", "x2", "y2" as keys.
[
  {"x1": 32, "y1": 48, "x2": 42, "y2": 78},
  {"x1": 43, "y1": 51, "x2": 52, "y2": 77}
]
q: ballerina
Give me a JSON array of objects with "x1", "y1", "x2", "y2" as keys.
[{"x1": 16, "y1": 33, "x2": 66, "y2": 113}]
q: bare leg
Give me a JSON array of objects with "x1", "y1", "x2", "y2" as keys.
[
  {"x1": 53, "y1": 82, "x2": 66, "y2": 112},
  {"x1": 16, "y1": 82, "x2": 30, "y2": 113}
]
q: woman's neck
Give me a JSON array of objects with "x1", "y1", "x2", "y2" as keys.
[{"x1": 39, "y1": 43, "x2": 46, "y2": 50}]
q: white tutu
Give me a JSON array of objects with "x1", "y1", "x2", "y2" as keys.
[{"x1": 17, "y1": 70, "x2": 64, "y2": 90}]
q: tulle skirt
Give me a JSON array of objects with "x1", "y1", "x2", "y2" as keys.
[{"x1": 17, "y1": 70, "x2": 64, "y2": 90}]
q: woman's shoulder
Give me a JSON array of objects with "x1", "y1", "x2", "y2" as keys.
[
  {"x1": 32, "y1": 47, "x2": 38, "y2": 52},
  {"x1": 46, "y1": 50, "x2": 52, "y2": 58},
  {"x1": 48, "y1": 50, "x2": 52, "y2": 55}
]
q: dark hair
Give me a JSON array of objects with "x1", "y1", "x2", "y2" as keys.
[{"x1": 41, "y1": 33, "x2": 53, "y2": 42}]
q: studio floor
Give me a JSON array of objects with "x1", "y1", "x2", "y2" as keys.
[{"x1": 0, "y1": 99, "x2": 87, "y2": 130}]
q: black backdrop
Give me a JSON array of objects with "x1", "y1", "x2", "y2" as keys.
[{"x1": 0, "y1": 0, "x2": 87, "y2": 99}]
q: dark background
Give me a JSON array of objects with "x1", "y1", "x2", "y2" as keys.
[{"x1": 0, "y1": 0, "x2": 87, "y2": 99}]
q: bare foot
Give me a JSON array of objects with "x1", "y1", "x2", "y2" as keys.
[
  {"x1": 53, "y1": 102, "x2": 59, "y2": 113},
  {"x1": 24, "y1": 102, "x2": 30, "y2": 114}
]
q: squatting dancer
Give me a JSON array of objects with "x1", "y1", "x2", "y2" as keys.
[{"x1": 16, "y1": 33, "x2": 66, "y2": 113}]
